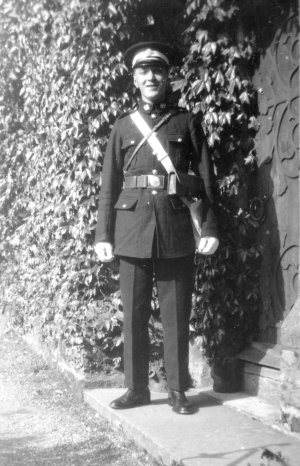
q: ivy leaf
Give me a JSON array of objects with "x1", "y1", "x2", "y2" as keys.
[
  {"x1": 240, "y1": 91, "x2": 250, "y2": 104},
  {"x1": 248, "y1": 116, "x2": 260, "y2": 131}
]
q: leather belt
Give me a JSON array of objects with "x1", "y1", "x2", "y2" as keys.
[{"x1": 123, "y1": 175, "x2": 167, "y2": 189}]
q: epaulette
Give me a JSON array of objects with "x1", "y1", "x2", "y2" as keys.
[
  {"x1": 117, "y1": 104, "x2": 139, "y2": 119},
  {"x1": 176, "y1": 105, "x2": 188, "y2": 113},
  {"x1": 165, "y1": 99, "x2": 188, "y2": 112},
  {"x1": 165, "y1": 105, "x2": 188, "y2": 117}
]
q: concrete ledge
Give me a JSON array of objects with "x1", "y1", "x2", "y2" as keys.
[
  {"x1": 21, "y1": 330, "x2": 124, "y2": 400},
  {"x1": 84, "y1": 388, "x2": 300, "y2": 466},
  {"x1": 205, "y1": 390, "x2": 282, "y2": 428}
]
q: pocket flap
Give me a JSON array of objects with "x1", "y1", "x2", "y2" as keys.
[
  {"x1": 114, "y1": 195, "x2": 139, "y2": 210},
  {"x1": 122, "y1": 137, "x2": 142, "y2": 149},
  {"x1": 168, "y1": 134, "x2": 186, "y2": 143}
]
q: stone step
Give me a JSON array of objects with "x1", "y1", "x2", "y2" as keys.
[{"x1": 84, "y1": 388, "x2": 300, "y2": 466}]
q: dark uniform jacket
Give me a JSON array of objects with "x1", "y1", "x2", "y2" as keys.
[{"x1": 94, "y1": 99, "x2": 218, "y2": 259}]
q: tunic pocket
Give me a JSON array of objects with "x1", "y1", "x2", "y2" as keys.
[
  {"x1": 167, "y1": 134, "x2": 187, "y2": 144},
  {"x1": 167, "y1": 134, "x2": 189, "y2": 169},
  {"x1": 122, "y1": 138, "x2": 139, "y2": 150},
  {"x1": 114, "y1": 192, "x2": 141, "y2": 253},
  {"x1": 122, "y1": 137, "x2": 145, "y2": 170},
  {"x1": 114, "y1": 193, "x2": 139, "y2": 211}
]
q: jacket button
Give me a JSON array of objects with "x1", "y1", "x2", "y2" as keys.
[
  {"x1": 152, "y1": 190, "x2": 158, "y2": 195},
  {"x1": 122, "y1": 204, "x2": 126, "y2": 208},
  {"x1": 152, "y1": 169, "x2": 158, "y2": 175}
]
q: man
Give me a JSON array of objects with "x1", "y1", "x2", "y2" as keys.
[{"x1": 94, "y1": 42, "x2": 219, "y2": 414}]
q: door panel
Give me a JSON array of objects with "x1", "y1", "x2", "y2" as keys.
[{"x1": 252, "y1": 13, "x2": 299, "y2": 344}]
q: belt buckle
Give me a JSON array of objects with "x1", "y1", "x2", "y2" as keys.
[{"x1": 148, "y1": 175, "x2": 161, "y2": 188}]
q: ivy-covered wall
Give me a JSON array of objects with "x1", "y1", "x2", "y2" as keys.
[{"x1": 1, "y1": 0, "x2": 262, "y2": 376}]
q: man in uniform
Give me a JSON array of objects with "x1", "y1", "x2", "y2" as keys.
[{"x1": 94, "y1": 42, "x2": 219, "y2": 414}]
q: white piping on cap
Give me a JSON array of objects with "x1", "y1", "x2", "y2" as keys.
[{"x1": 132, "y1": 49, "x2": 169, "y2": 67}]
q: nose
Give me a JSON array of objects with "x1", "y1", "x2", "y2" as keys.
[{"x1": 145, "y1": 70, "x2": 156, "y2": 80}]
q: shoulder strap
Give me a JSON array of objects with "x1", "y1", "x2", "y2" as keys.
[{"x1": 124, "y1": 109, "x2": 177, "y2": 173}]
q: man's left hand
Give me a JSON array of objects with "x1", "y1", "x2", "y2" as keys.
[{"x1": 198, "y1": 237, "x2": 219, "y2": 255}]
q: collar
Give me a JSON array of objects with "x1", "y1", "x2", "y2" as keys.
[{"x1": 138, "y1": 99, "x2": 169, "y2": 115}]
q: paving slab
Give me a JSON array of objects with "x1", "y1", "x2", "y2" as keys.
[
  {"x1": 204, "y1": 390, "x2": 282, "y2": 428},
  {"x1": 84, "y1": 388, "x2": 300, "y2": 466}
]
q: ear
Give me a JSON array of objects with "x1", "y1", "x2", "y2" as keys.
[{"x1": 133, "y1": 72, "x2": 137, "y2": 87}]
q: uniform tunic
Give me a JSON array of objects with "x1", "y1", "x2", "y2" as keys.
[
  {"x1": 95, "y1": 99, "x2": 218, "y2": 258},
  {"x1": 95, "y1": 98, "x2": 218, "y2": 391}
]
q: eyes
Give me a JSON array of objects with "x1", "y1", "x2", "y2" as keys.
[{"x1": 135, "y1": 66, "x2": 166, "y2": 77}]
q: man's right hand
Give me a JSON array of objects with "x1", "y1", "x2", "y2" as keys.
[{"x1": 94, "y1": 242, "x2": 115, "y2": 262}]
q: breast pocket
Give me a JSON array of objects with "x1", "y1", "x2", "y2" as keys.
[
  {"x1": 168, "y1": 134, "x2": 189, "y2": 169},
  {"x1": 122, "y1": 137, "x2": 144, "y2": 169}
]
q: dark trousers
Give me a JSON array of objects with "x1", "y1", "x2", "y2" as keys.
[{"x1": 119, "y1": 254, "x2": 194, "y2": 392}]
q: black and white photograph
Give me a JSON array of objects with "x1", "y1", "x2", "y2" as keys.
[{"x1": 0, "y1": 0, "x2": 299, "y2": 465}]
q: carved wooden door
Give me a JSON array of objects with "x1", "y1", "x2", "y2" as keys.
[{"x1": 252, "y1": 12, "x2": 299, "y2": 345}]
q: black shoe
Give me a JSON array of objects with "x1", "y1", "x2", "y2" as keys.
[
  {"x1": 109, "y1": 388, "x2": 151, "y2": 410},
  {"x1": 167, "y1": 389, "x2": 194, "y2": 414}
]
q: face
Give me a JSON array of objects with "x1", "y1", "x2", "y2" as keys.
[{"x1": 133, "y1": 64, "x2": 168, "y2": 103}]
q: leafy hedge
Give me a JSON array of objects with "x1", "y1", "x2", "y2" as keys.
[
  {"x1": 1, "y1": 0, "x2": 261, "y2": 375},
  {"x1": 181, "y1": 0, "x2": 262, "y2": 360}
]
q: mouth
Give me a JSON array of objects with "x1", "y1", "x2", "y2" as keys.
[{"x1": 146, "y1": 84, "x2": 160, "y2": 90}]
